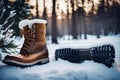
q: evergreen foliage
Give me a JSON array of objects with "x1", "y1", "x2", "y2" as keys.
[{"x1": 0, "y1": 0, "x2": 18, "y2": 57}]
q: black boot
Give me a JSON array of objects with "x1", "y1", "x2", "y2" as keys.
[{"x1": 55, "y1": 44, "x2": 115, "y2": 67}]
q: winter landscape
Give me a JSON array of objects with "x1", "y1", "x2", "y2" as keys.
[{"x1": 0, "y1": 0, "x2": 120, "y2": 80}]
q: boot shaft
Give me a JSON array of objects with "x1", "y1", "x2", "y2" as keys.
[
  {"x1": 33, "y1": 23, "x2": 46, "y2": 46},
  {"x1": 31, "y1": 23, "x2": 47, "y2": 53}
]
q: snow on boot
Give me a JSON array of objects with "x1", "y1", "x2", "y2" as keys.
[
  {"x1": 2, "y1": 19, "x2": 49, "y2": 67},
  {"x1": 55, "y1": 44, "x2": 115, "y2": 67}
]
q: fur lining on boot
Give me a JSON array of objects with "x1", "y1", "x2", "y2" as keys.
[{"x1": 19, "y1": 19, "x2": 47, "y2": 29}]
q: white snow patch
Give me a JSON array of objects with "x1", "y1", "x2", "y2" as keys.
[{"x1": 0, "y1": 60, "x2": 120, "y2": 80}]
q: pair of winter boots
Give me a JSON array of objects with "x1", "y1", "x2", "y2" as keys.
[{"x1": 2, "y1": 19, "x2": 115, "y2": 68}]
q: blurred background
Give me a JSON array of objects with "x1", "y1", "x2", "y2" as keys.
[{"x1": 1, "y1": 0, "x2": 120, "y2": 43}]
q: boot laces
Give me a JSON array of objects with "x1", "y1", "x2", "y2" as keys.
[{"x1": 22, "y1": 29, "x2": 35, "y2": 53}]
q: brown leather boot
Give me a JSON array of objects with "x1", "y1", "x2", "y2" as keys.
[{"x1": 2, "y1": 19, "x2": 49, "y2": 67}]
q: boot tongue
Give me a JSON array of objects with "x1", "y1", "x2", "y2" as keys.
[
  {"x1": 20, "y1": 26, "x2": 30, "y2": 37},
  {"x1": 24, "y1": 26, "x2": 30, "y2": 31}
]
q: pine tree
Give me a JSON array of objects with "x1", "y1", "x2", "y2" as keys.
[
  {"x1": 0, "y1": 0, "x2": 18, "y2": 60},
  {"x1": 13, "y1": 0, "x2": 32, "y2": 19}
]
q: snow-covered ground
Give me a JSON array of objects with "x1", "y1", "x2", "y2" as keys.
[{"x1": 0, "y1": 35, "x2": 120, "y2": 80}]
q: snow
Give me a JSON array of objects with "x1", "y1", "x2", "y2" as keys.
[
  {"x1": 19, "y1": 19, "x2": 47, "y2": 29},
  {"x1": 0, "y1": 35, "x2": 120, "y2": 80}
]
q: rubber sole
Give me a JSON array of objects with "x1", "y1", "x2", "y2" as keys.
[
  {"x1": 55, "y1": 44, "x2": 115, "y2": 67},
  {"x1": 2, "y1": 58, "x2": 49, "y2": 68},
  {"x1": 91, "y1": 45, "x2": 115, "y2": 67}
]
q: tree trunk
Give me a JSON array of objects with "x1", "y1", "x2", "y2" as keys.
[
  {"x1": 52, "y1": 0, "x2": 58, "y2": 44},
  {"x1": 84, "y1": 16, "x2": 87, "y2": 39},
  {"x1": 71, "y1": 0, "x2": 77, "y2": 39},
  {"x1": 36, "y1": 0, "x2": 39, "y2": 18},
  {"x1": 43, "y1": 0, "x2": 47, "y2": 19}
]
